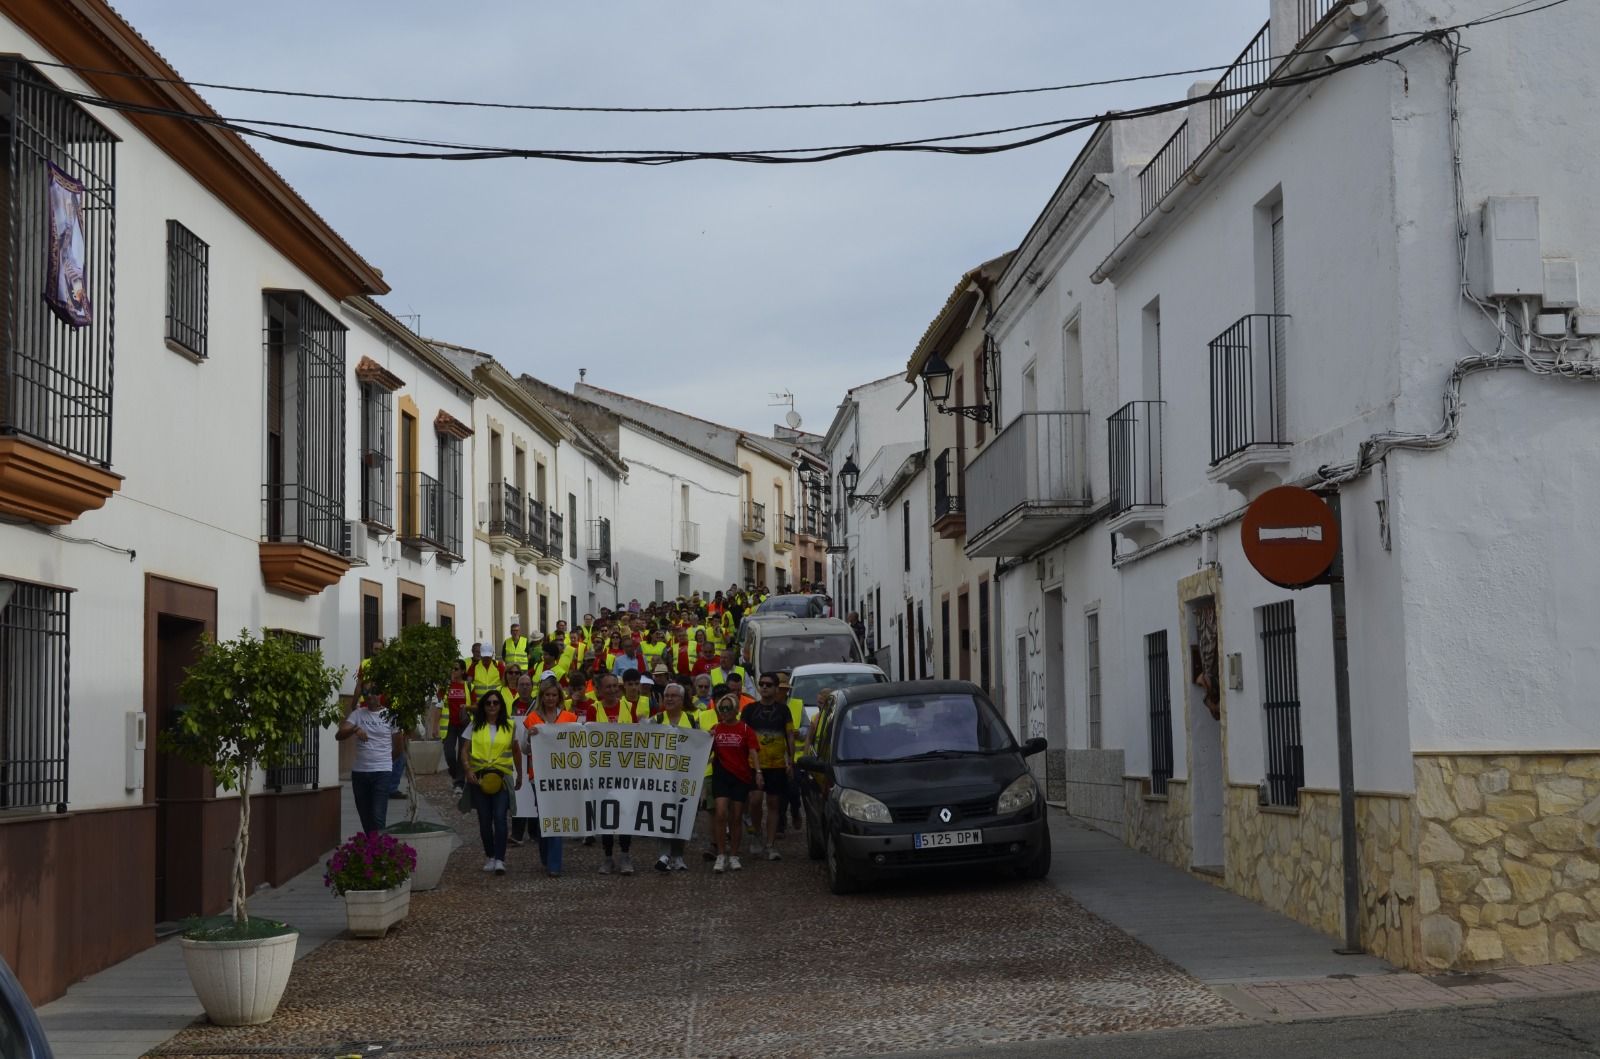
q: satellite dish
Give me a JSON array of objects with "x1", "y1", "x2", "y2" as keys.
[{"x1": 785, "y1": 410, "x2": 802, "y2": 429}]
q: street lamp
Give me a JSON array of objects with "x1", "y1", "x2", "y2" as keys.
[
  {"x1": 920, "y1": 346, "x2": 992, "y2": 423},
  {"x1": 839, "y1": 456, "x2": 859, "y2": 499}
]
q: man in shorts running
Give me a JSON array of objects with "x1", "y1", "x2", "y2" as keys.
[
  {"x1": 741, "y1": 674, "x2": 794, "y2": 860},
  {"x1": 709, "y1": 695, "x2": 761, "y2": 873}
]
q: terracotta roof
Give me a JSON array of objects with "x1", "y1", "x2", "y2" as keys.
[
  {"x1": 434, "y1": 409, "x2": 473, "y2": 439},
  {"x1": 354, "y1": 355, "x2": 404, "y2": 392}
]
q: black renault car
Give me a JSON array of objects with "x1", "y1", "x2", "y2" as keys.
[{"x1": 796, "y1": 680, "x2": 1050, "y2": 893}]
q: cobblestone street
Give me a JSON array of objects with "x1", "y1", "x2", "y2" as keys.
[{"x1": 156, "y1": 777, "x2": 1238, "y2": 1058}]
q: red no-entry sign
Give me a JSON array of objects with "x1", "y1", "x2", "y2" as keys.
[{"x1": 1241, "y1": 485, "x2": 1340, "y2": 588}]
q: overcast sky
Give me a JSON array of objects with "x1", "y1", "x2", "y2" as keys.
[{"x1": 115, "y1": 0, "x2": 1267, "y2": 435}]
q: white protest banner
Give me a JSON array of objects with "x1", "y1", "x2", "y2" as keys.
[{"x1": 529, "y1": 722, "x2": 711, "y2": 839}]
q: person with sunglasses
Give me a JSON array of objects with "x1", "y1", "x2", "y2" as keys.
[
  {"x1": 459, "y1": 688, "x2": 523, "y2": 876},
  {"x1": 741, "y1": 674, "x2": 795, "y2": 861},
  {"x1": 709, "y1": 694, "x2": 761, "y2": 872}
]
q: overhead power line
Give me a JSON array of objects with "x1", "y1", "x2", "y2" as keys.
[{"x1": 36, "y1": 0, "x2": 1577, "y2": 165}]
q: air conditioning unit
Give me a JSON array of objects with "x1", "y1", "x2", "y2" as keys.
[{"x1": 341, "y1": 519, "x2": 369, "y2": 565}]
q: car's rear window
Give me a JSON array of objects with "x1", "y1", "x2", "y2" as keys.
[
  {"x1": 758, "y1": 597, "x2": 819, "y2": 617},
  {"x1": 758, "y1": 633, "x2": 861, "y2": 673},
  {"x1": 790, "y1": 670, "x2": 882, "y2": 707},
  {"x1": 834, "y1": 693, "x2": 1015, "y2": 762}
]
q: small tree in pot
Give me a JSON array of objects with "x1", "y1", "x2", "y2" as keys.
[
  {"x1": 164, "y1": 629, "x2": 345, "y2": 1025},
  {"x1": 363, "y1": 622, "x2": 461, "y2": 889}
]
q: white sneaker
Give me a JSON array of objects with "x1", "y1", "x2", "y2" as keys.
[
  {"x1": 729, "y1": 856, "x2": 743, "y2": 872},
  {"x1": 767, "y1": 848, "x2": 782, "y2": 862},
  {"x1": 619, "y1": 854, "x2": 635, "y2": 875},
  {"x1": 494, "y1": 860, "x2": 507, "y2": 876},
  {"x1": 482, "y1": 857, "x2": 496, "y2": 872},
  {"x1": 713, "y1": 854, "x2": 727, "y2": 873},
  {"x1": 671, "y1": 856, "x2": 688, "y2": 871},
  {"x1": 655, "y1": 855, "x2": 671, "y2": 873},
  {"x1": 599, "y1": 856, "x2": 614, "y2": 875}
]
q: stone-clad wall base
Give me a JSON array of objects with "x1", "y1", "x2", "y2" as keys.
[
  {"x1": 1061, "y1": 749, "x2": 1127, "y2": 837},
  {"x1": 1415, "y1": 753, "x2": 1600, "y2": 971},
  {"x1": 1124, "y1": 779, "x2": 1191, "y2": 870},
  {"x1": 1357, "y1": 793, "x2": 1419, "y2": 969},
  {"x1": 1224, "y1": 788, "x2": 1343, "y2": 940}
]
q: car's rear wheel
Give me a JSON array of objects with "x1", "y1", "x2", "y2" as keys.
[
  {"x1": 1017, "y1": 822, "x2": 1052, "y2": 880},
  {"x1": 825, "y1": 830, "x2": 861, "y2": 894}
]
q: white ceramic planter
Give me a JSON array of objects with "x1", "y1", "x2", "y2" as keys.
[
  {"x1": 408, "y1": 739, "x2": 445, "y2": 775},
  {"x1": 388, "y1": 825, "x2": 454, "y2": 891},
  {"x1": 180, "y1": 930, "x2": 299, "y2": 1026},
  {"x1": 344, "y1": 880, "x2": 411, "y2": 938}
]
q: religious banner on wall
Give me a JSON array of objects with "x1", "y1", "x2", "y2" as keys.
[
  {"x1": 528, "y1": 723, "x2": 711, "y2": 839},
  {"x1": 45, "y1": 162, "x2": 92, "y2": 328}
]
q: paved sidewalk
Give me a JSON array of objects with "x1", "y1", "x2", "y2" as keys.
[
  {"x1": 1046, "y1": 810, "x2": 1600, "y2": 1020},
  {"x1": 38, "y1": 780, "x2": 456, "y2": 1059}
]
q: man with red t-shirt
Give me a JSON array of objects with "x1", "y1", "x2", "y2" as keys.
[
  {"x1": 442, "y1": 661, "x2": 470, "y2": 791},
  {"x1": 709, "y1": 695, "x2": 762, "y2": 873}
]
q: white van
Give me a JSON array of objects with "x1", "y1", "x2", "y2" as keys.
[{"x1": 743, "y1": 617, "x2": 864, "y2": 681}]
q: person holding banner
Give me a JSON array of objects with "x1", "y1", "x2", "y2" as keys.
[
  {"x1": 459, "y1": 689, "x2": 523, "y2": 876},
  {"x1": 523, "y1": 680, "x2": 576, "y2": 877},
  {"x1": 710, "y1": 694, "x2": 762, "y2": 873},
  {"x1": 652, "y1": 684, "x2": 697, "y2": 873},
  {"x1": 593, "y1": 673, "x2": 637, "y2": 874}
]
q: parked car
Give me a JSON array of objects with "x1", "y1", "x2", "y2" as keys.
[
  {"x1": 754, "y1": 593, "x2": 831, "y2": 619},
  {"x1": 0, "y1": 953, "x2": 53, "y2": 1058},
  {"x1": 743, "y1": 617, "x2": 863, "y2": 683},
  {"x1": 796, "y1": 680, "x2": 1049, "y2": 894}
]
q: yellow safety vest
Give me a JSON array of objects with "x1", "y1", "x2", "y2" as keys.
[
  {"x1": 622, "y1": 693, "x2": 650, "y2": 721},
  {"x1": 710, "y1": 667, "x2": 726, "y2": 687},
  {"x1": 696, "y1": 708, "x2": 719, "y2": 776},
  {"x1": 787, "y1": 696, "x2": 804, "y2": 732},
  {"x1": 656, "y1": 711, "x2": 694, "y2": 729},
  {"x1": 502, "y1": 636, "x2": 530, "y2": 670},
  {"x1": 594, "y1": 701, "x2": 636, "y2": 724},
  {"x1": 468, "y1": 722, "x2": 515, "y2": 774},
  {"x1": 471, "y1": 660, "x2": 504, "y2": 699}
]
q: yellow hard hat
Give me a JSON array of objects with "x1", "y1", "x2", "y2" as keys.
[{"x1": 478, "y1": 772, "x2": 503, "y2": 795}]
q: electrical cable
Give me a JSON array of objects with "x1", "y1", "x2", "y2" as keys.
[{"x1": 46, "y1": 29, "x2": 1446, "y2": 164}]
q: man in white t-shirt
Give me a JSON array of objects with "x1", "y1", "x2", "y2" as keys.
[{"x1": 336, "y1": 687, "x2": 401, "y2": 833}]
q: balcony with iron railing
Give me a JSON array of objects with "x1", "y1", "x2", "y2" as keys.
[
  {"x1": 489, "y1": 480, "x2": 523, "y2": 554},
  {"x1": 775, "y1": 512, "x2": 796, "y2": 553},
  {"x1": 1133, "y1": 4, "x2": 1354, "y2": 223},
  {"x1": 521, "y1": 496, "x2": 546, "y2": 563},
  {"x1": 359, "y1": 448, "x2": 392, "y2": 529},
  {"x1": 1208, "y1": 313, "x2": 1291, "y2": 489},
  {"x1": 587, "y1": 516, "x2": 613, "y2": 572},
  {"x1": 1107, "y1": 400, "x2": 1165, "y2": 540},
  {"x1": 398, "y1": 470, "x2": 450, "y2": 552},
  {"x1": 679, "y1": 520, "x2": 701, "y2": 563},
  {"x1": 539, "y1": 508, "x2": 564, "y2": 573},
  {"x1": 932, "y1": 447, "x2": 964, "y2": 540},
  {"x1": 741, "y1": 500, "x2": 766, "y2": 543},
  {"x1": 965, "y1": 413, "x2": 1092, "y2": 558}
]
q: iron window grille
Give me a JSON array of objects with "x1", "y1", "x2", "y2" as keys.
[
  {"x1": 547, "y1": 508, "x2": 563, "y2": 559},
  {"x1": 1086, "y1": 612, "x2": 1102, "y2": 750},
  {"x1": 262, "y1": 292, "x2": 347, "y2": 555},
  {"x1": 490, "y1": 480, "x2": 524, "y2": 542},
  {"x1": 165, "y1": 220, "x2": 207, "y2": 359},
  {"x1": 0, "y1": 60, "x2": 117, "y2": 468},
  {"x1": 567, "y1": 495, "x2": 578, "y2": 558},
  {"x1": 527, "y1": 496, "x2": 548, "y2": 554},
  {"x1": 0, "y1": 579, "x2": 71, "y2": 812},
  {"x1": 1259, "y1": 600, "x2": 1305, "y2": 807},
  {"x1": 1209, "y1": 314, "x2": 1290, "y2": 464},
  {"x1": 359, "y1": 383, "x2": 392, "y2": 528},
  {"x1": 436, "y1": 433, "x2": 464, "y2": 558},
  {"x1": 587, "y1": 517, "x2": 612, "y2": 568},
  {"x1": 1146, "y1": 630, "x2": 1174, "y2": 796},
  {"x1": 399, "y1": 470, "x2": 449, "y2": 550},
  {"x1": 932, "y1": 448, "x2": 963, "y2": 520},
  {"x1": 743, "y1": 500, "x2": 766, "y2": 535},
  {"x1": 264, "y1": 631, "x2": 322, "y2": 791}
]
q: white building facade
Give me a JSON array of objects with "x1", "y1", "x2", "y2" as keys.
[
  {"x1": 983, "y1": 0, "x2": 1600, "y2": 972},
  {"x1": 0, "y1": 3, "x2": 390, "y2": 1003}
]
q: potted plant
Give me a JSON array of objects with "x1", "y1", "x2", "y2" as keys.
[
  {"x1": 364, "y1": 621, "x2": 461, "y2": 890},
  {"x1": 324, "y1": 830, "x2": 416, "y2": 938},
  {"x1": 164, "y1": 629, "x2": 345, "y2": 1026}
]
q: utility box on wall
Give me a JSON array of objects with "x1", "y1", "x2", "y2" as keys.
[
  {"x1": 1478, "y1": 196, "x2": 1543, "y2": 297},
  {"x1": 125, "y1": 711, "x2": 146, "y2": 792}
]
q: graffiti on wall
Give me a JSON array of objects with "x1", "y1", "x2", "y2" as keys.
[{"x1": 1024, "y1": 606, "x2": 1047, "y2": 741}]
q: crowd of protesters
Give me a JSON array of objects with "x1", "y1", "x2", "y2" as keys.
[{"x1": 364, "y1": 583, "x2": 843, "y2": 878}]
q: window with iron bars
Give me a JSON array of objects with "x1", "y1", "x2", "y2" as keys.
[
  {"x1": 1085, "y1": 611, "x2": 1102, "y2": 750},
  {"x1": 1258, "y1": 600, "x2": 1305, "y2": 807},
  {"x1": 165, "y1": 220, "x2": 207, "y2": 359},
  {"x1": 359, "y1": 383, "x2": 392, "y2": 528},
  {"x1": 263, "y1": 631, "x2": 323, "y2": 791},
  {"x1": 436, "y1": 432, "x2": 464, "y2": 558},
  {"x1": 1146, "y1": 630, "x2": 1174, "y2": 796},
  {"x1": 263, "y1": 292, "x2": 347, "y2": 555},
  {"x1": 0, "y1": 579, "x2": 71, "y2": 812},
  {"x1": 0, "y1": 61, "x2": 117, "y2": 468}
]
